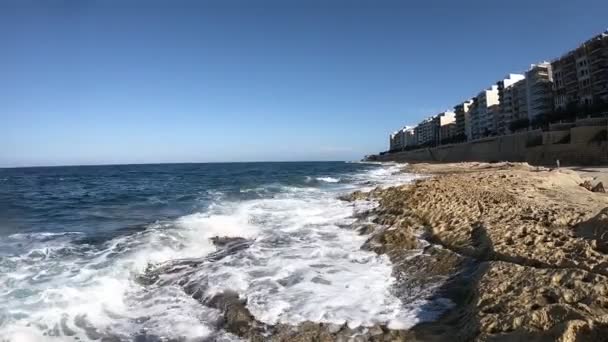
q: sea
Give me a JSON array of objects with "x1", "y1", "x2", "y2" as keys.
[{"x1": 0, "y1": 162, "x2": 443, "y2": 341}]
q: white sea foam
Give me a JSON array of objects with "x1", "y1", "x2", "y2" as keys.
[
  {"x1": 0, "y1": 164, "x2": 440, "y2": 341},
  {"x1": 0, "y1": 212, "x2": 253, "y2": 340},
  {"x1": 315, "y1": 176, "x2": 341, "y2": 183},
  {"x1": 349, "y1": 162, "x2": 422, "y2": 190}
]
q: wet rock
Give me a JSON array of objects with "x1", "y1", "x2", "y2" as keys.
[
  {"x1": 204, "y1": 291, "x2": 256, "y2": 337},
  {"x1": 362, "y1": 225, "x2": 419, "y2": 254},
  {"x1": 311, "y1": 276, "x2": 331, "y2": 285},
  {"x1": 278, "y1": 272, "x2": 305, "y2": 287},
  {"x1": 354, "y1": 223, "x2": 377, "y2": 235},
  {"x1": 134, "y1": 263, "x2": 159, "y2": 285},
  {"x1": 368, "y1": 325, "x2": 384, "y2": 337},
  {"x1": 210, "y1": 236, "x2": 248, "y2": 247},
  {"x1": 207, "y1": 236, "x2": 252, "y2": 261},
  {"x1": 338, "y1": 190, "x2": 372, "y2": 202}
]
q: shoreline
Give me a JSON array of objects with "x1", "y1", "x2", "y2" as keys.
[
  {"x1": 368, "y1": 162, "x2": 608, "y2": 341},
  {"x1": 144, "y1": 162, "x2": 608, "y2": 341}
]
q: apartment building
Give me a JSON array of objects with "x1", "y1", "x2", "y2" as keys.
[
  {"x1": 386, "y1": 30, "x2": 608, "y2": 154},
  {"x1": 404, "y1": 127, "x2": 417, "y2": 147},
  {"x1": 389, "y1": 131, "x2": 401, "y2": 151},
  {"x1": 553, "y1": 30, "x2": 608, "y2": 110},
  {"x1": 415, "y1": 117, "x2": 435, "y2": 146},
  {"x1": 470, "y1": 85, "x2": 500, "y2": 139},
  {"x1": 496, "y1": 74, "x2": 526, "y2": 135},
  {"x1": 454, "y1": 99, "x2": 474, "y2": 140},
  {"x1": 526, "y1": 62, "x2": 554, "y2": 122},
  {"x1": 389, "y1": 128, "x2": 403, "y2": 151},
  {"x1": 413, "y1": 112, "x2": 456, "y2": 146},
  {"x1": 389, "y1": 126, "x2": 416, "y2": 151},
  {"x1": 435, "y1": 111, "x2": 456, "y2": 143},
  {"x1": 439, "y1": 122, "x2": 456, "y2": 143},
  {"x1": 498, "y1": 79, "x2": 528, "y2": 134}
]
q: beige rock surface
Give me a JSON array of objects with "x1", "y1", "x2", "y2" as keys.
[{"x1": 369, "y1": 162, "x2": 608, "y2": 341}]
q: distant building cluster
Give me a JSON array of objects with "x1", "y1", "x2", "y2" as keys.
[{"x1": 389, "y1": 30, "x2": 608, "y2": 152}]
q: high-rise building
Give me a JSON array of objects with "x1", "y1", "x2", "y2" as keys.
[
  {"x1": 389, "y1": 126, "x2": 416, "y2": 151},
  {"x1": 404, "y1": 127, "x2": 417, "y2": 147},
  {"x1": 499, "y1": 79, "x2": 528, "y2": 134},
  {"x1": 470, "y1": 85, "x2": 500, "y2": 140},
  {"x1": 454, "y1": 99, "x2": 474, "y2": 140},
  {"x1": 389, "y1": 131, "x2": 400, "y2": 151},
  {"x1": 552, "y1": 30, "x2": 608, "y2": 110},
  {"x1": 496, "y1": 74, "x2": 526, "y2": 135},
  {"x1": 413, "y1": 112, "x2": 455, "y2": 146},
  {"x1": 435, "y1": 111, "x2": 456, "y2": 144},
  {"x1": 526, "y1": 62, "x2": 554, "y2": 122},
  {"x1": 415, "y1": 117, "x2": 435, "y2": 146}
]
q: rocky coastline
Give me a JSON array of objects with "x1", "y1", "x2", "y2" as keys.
[
  {"x1": 146, "y1": 162, "x2": 608, "y2": 341},
  {"x1": 354, "y1": 162, "x2": 608, "y2": 341}
]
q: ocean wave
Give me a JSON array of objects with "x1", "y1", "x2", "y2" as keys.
[
  {"x1": 0, "y1": 163, "x2": 434, "y2": 341},
  {"x1": 0, "y1": 205, "x2": 257, "y2": 341},
  {"x1": 7, "y1": 231, "x2": 84, "y2": 240}
]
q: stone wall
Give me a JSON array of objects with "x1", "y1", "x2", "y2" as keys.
[{"x1": 374, "y1": 125, "x2": 608, "y2": 166}]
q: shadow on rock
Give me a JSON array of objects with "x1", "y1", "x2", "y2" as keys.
[
  {"x1": 573, "y1": 207, "x2": 608, "y2": 254},
  {"x1": 409, "y1": 222, "x2": 492, "y2": 342}
]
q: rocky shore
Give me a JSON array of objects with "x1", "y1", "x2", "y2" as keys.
[
  {"x1": 355, "y1": 162, "x2": 608, "y2": 341},
  {"x1": 146, "y1": 162, "x2": 608, "y2": 341}
]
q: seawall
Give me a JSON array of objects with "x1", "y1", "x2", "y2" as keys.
[{"x1": 373, "y1": 118, "x2": 608, "y2": 166}]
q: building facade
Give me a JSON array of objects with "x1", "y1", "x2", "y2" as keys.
[
  {"x1": 526, "y1": 62, "x2": 554, "y2": 122},
  {"x1": 386, "y1": 30, "x2": 608, "y2": 154},
  {"x1": 496, "y1": 74, "x2": 526, "y2": 135},
  {"x1": 415, "y1": 117, "x2": 435, "y2": 146},
  {"x1": 470, "y1": 85, "x2": 500, "y2": 140},
  {"x1": 389, "y1": 126, "x2": 416, "y2": 151},
  {"x1": 454, "y1": 99, "x2": 474, "y2": 141},
  {"x1": 499, "y1": 78, "x2": 528, "y2": 134},
  {"x1": 404, "y1": 127, "x2": 417, "y2": 147},
  {"x1": 389, "y1": 131, "x2": 401, "y2": 151},
  {"x1": 552, "y1": 30, "x2": 608, "y2": 110},
  {"x1": 435, "y1": 111, "x2": 456, "y2": 144}
]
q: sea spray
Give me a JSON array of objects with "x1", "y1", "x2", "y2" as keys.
[{"x1": 0, "y1": 162, "x2": 435, "y2": 341}]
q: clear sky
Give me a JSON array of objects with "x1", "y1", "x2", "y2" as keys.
[{"x1": 1, "y1": 0, "x2": 607, "y2": 167}]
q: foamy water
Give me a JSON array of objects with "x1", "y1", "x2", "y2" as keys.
[{"x1": 0, "y1": 162, "x2": 442, "y2": 341}]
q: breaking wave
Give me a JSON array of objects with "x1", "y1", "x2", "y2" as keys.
[{"x1": 0, "y1": 162, "x2": 444, "y2": 341}]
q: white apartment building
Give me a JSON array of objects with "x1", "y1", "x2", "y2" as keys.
[
  {"x1": 470, "y1": 85, "x2": 500, "y2": 140},
  {"x1": 403, "y1": 126, "x2": 417, "y2": 147},
  {"x1": 415, "y1": 117, "x2": 435, "y2": 146},
  {"x1": 436, "y1": 111, "x2": 456, "y2": 143},
  {"x1": 389, "y1": 126, "x2": 415, "y2": 151},
  {"x1": 389, "y1": 131, "x2": 400, "y2": 151},
  {"x1": 497, "y1": 74, "x2": 526, "y2": 135},
  {"x1": 526, "y1": 62, "x2": 554, "y2": 122},
  {"x1": 499, "y1": 79, "x2": 528, "y2": 134},
  {"x1": 454, "y1": 99, "x2": 474, "y2": 140}
]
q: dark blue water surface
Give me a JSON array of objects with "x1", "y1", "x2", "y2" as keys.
[{"x1": 0, "y1": 162, "x2": 375, "y2": 240}]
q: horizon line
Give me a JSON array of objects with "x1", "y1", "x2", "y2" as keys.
[{"x1": 0, "y1": 160, "x2": 361, "y2": 170}]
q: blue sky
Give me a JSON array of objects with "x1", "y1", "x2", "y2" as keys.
[{"x1": 1, "y1": 0, "x2": 607, "y2": 167}]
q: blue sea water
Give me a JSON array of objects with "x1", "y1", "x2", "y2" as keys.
[{"x1": 0, "y1": 162, "x2": 440, "y2": 341}]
